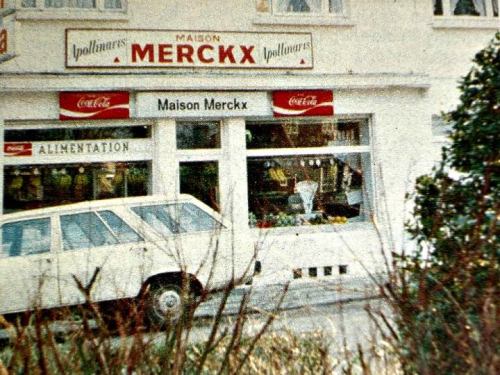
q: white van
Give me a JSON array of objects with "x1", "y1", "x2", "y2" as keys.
[{"x1": 0, "y1": 195, "x2": 255, "y2": 323}]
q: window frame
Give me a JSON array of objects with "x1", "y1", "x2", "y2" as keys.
[
  {"x1": 253, "y1": 0, "x2": 354, "y2": 26},
  {"x1": 432, "y1": 0, "x2": 499, "y2": 29},
  {"x1": 16, "y1": 0, "x2": 128, "y2": 20},
  {"x1": 175, "y1": 120, "x2": 223, "y2": 211},
  {"x1": 245, "y1": 116, "x2": 374, "y2": 229}
]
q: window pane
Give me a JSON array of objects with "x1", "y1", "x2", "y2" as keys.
[
  {"x1": 434, "y1": 0, "x2": 444, "y2": 15},
  {"x1": 45, "y1": 0, "x2": 96, "y2": 8},
  {"x1": 131, "y1": 205, "x2": 177, "y2": 236},
  {"x1": 61, "y1": 212, "x2": 117, "y2": 250},
  {"x1": 247, "y1": 154, "x2": 369, "y2": 228},
  {"x1": 1, "y1": 218, "x2": 51, "y2": 257},
  {"x1": 4, "y1": 162, "x2": 150, "y2": 213},
  {"x1": 246, "y1": 120, "x2": 368, "y2": 149},
  {"x1": 276, "y1": 0, "x2": 322, "y2": 13},
  {"x1": 176, "y1": 121, "x2": 220, "y2": 149},
  {"x1": 98, "y1": 210, "x2": 143, "y2": 243},
  {"x1": 173, "y1": 203, "x2": 220, "y2": 232},
  {"x1": 22, "y1": 0, "x2": 36, "y2": 7},
  {"x1": 493, "y1": 0, "x2": 498, "y2": 16},
  {"x1": 180, "y1": 161, "x2": 219, "y2": 211},
  {"x1": 5, "y1": 126, "x2": 150, "y2": 142},
  {"x1": 329, "y1": 0, "x2": 343, "y2": 13},
  {"x1": 452, "y1": 0, "x2": 486, "y2": 15},
  {"x1": 104, "y1": 0, "x2": 122, "y2": 9}
]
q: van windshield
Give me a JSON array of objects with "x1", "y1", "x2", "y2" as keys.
[{"x1": 130, "y1": 203, "x2": 222, "y2": 235}]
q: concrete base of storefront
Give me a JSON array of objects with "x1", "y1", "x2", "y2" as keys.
[{"x1": 195, "y1": 275, "x2": 381, "y2": 317}]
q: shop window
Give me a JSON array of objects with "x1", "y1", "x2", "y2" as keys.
[
  {"x1": 5, "y1": 125, "x2": 149, "y2": 142},
  {"x1": 247, "y1": 119, "x2": 368, "y2": 149},
  {"x1": 4, "y1": 162, "x2": 150, "y2": 213},
  {"x1": 433, "y1": 0, "x2": 498, "y2": 17},
  {"x1": 246, "y1": 119, "x2": 371, "y2": 229},
  {"x1": 1, "y1": 218, "x2": 51, "y2": 258},
  {"x1": 176, "y1": 121, "x2": 221, "y2": 149},
  {"x1": 179, "y1": 161, "x2": 219, "y2": 212}
]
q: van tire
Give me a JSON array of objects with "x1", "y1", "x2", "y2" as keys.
[{"x1": 145, "y1": 281, "x2": 193, "y2": 327}]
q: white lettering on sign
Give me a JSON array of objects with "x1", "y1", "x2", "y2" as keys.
[
  {"x1": 137, "y1": 92, "x2": 272, "y2": 118},
  {"x1": 288, "y1": 95, "x2": 318, "y2": 107},
  {"x1": 77, "y1": 96, "x2": 112, "y2": 109},
  {"x1": 66, "y1": 29, "x2": 313, "y2": 69}
]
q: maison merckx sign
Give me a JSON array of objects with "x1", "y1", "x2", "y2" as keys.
[
  {"x1": 65, "y1": 29, "x2": 313, "y2": 69},
  {"x1": 136, "y1": 92, "x2": 272, "y2": 118}
]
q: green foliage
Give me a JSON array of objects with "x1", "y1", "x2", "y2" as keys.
[{"x1": 398, "y1": 32, "x2": 500, "y2": 374}]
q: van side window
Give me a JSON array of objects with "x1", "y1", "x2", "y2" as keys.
[
  {"x1": 131, "y1": 205, "x2": 177, "y2": 235},
  {"x1": 131, "y1": 203, "x2": 221, "y2": 235},
  {"x1": 175, "y1": 203, "x2": 221, "y2": 232},
  {"x1": 61, "y1": 212, "x2": 118, "y2": 250},
  {"x1": 97, "y1": 210, "x2": 143, "y2": 243},
  {"x1": 1, "y1": 218, "x2": 51, "y2": 257}
]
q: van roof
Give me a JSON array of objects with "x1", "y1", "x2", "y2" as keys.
[{"x1": 1, "y1": 194, "x2": 198, "y2": 221}]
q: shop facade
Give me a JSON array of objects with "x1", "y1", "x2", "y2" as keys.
[{"x1": 1, "y1": 0, "x2": 497, "y2": 281}]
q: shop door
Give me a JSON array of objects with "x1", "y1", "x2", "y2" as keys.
[{"x1": 0, "y1": 217, "x2": 59, "y2": 314}]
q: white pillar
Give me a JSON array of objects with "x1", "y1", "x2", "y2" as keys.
[
  {"x1": 220, "y1": 117, "x2": 249, "y2": 231},
  {"x1": 152, "y1": 119, "x2": 177, "y2": 199}
]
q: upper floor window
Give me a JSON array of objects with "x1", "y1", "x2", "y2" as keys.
[
  {"x1": 433, "y1": 0, "x2": 499, "y2": 17},
  {"x1": 18, "y1": 0, "x2": 126, "y2": 18},
  {"x1": 257, "y1": 0, "x2": 344, "y2": 15},
  {"x1": 254, "y1": 0, "x2": 352, "y2": 25},
  {"x1": 21, "y1": 0, "x2": 122, "y2": 8}
]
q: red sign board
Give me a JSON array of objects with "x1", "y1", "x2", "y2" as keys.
[
  {"x1": 272, "y1": 90, "x2": 334, "y2": 117},
  {"x1": 59, "y1": 91, "x2": 130, "y2": 120},
  {"x1": 4, "y1": 143, "x2": 32, "y2": 156}
]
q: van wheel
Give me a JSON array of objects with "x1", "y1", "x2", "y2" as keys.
[{"x1": 146, "y1": 282, "x2": 192, "y2": 327}]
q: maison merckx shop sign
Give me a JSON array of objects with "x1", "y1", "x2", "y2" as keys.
[
  {"x1": 65, "y1": 29, "x2": 313, "y2": 69},
  {"x1": 136, "y1": 92, "x2": 272, "y2": 118}
]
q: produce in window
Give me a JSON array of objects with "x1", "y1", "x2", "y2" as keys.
[{"x1": 74, "y1": 167, "x2": 90, "y2": 200}]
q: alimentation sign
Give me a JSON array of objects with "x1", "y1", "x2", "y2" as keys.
[
  {"x1": 4, "y1": 139, "x2": 152, "y2": 164},
  {"x1": 66, "y1": 29, "x2": 313, "y2": 69}
]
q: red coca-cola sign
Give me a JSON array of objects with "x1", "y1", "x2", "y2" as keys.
[
  {"x1": 60, "y1": 91, "x2": 130, "y2": 120},
  {"x1": 272, "y1": 90, "x2": 334, "y2": 117},
  {"x1": 4, "y1": 143, "x2": 32, "y2": 156}
]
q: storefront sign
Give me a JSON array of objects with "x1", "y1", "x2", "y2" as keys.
[
  {"x1": 273, "y1": 90, "x2": 334, "y2": 117},
  {"x1": 137, "y1": 92, "x2": 272, "y2": 118},
  {"x1": 60, "y1": 91, "x2": 130, "y2": 120},
  {"x1": 4, "y1": 143, "x2": 32, "y2": 157},
  {"x1": 4, "y1": 139, "x2": 152, "y2": 163},
  {"x1": 66, "y1": 29, "x2": 313, "y2": 69},
  {"x1": 0, "y1": 10, "x2": 16, "y2": 64}
]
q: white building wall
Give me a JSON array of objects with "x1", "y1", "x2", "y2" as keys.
[{"x1": 0, "y1": 0, "x2": 497, "y2": 279}]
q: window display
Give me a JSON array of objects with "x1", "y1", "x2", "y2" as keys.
[
  {"x1": 246, "y1": 119, "x2": 371, "y2": 228},
  {"x1": 179, "y1": 161, "x2": 219, "y2": 211},
  {"x1": 4, "y1": 162, "x2": 150, "y2": 213},
  {"x1": 176, "y1": 121, "x2": 220, "y2": 149}
]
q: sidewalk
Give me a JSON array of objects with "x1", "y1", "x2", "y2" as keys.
[{"x1": 194, "y1": 274, "x2": 381, "y2": 317}]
